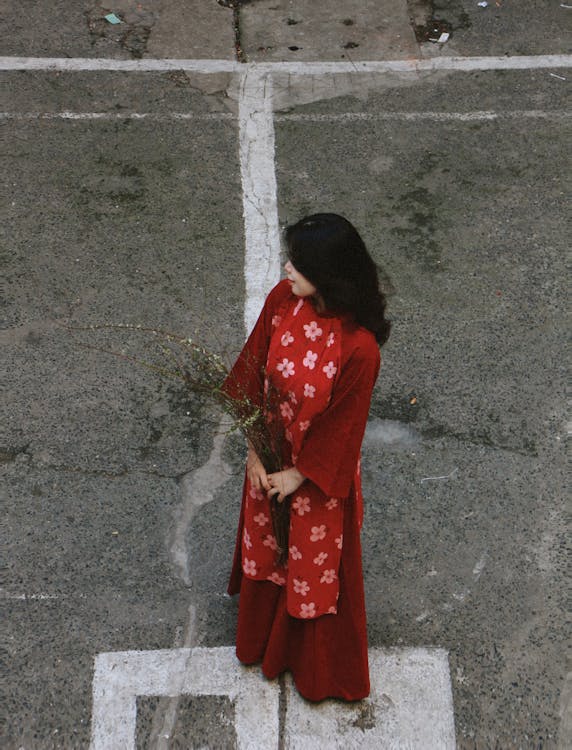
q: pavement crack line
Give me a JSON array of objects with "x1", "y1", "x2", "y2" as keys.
[
  {"x1": 168, "y1": 414, "x2": 233, "y2": 587},
  {"x1": 148, "y1": 604, "x2": 198, "y2": 749}
]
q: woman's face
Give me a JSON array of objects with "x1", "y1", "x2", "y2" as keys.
[{"x1": 284, "y1": 260, "x2": 317, "y2": 298}]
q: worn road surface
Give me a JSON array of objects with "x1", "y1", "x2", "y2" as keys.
[{"x1": 2, "y1": 1, "x2": 570, "y2": 748}]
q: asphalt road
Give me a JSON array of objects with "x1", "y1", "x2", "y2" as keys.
[{"x1": 2, "y1": 1, "x2": 571, "y2": 748}]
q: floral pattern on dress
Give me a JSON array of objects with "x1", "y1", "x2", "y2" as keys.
[
  {"x1": 310, "y1": 525, "x2": 327, "y2": 542},
  {"x1": 322, "y1": 361, "x2": 337, "y2": 379},
  {"x1": 281, "y1": 331, "x2": 294, "y2": 347},
  {"x1": 280, "y1": 401, "x2": 294, "y2": 421},
  {"x1": 243, "y1": 527, "x2": 252, "y2": 549},
  {"x1": 292, "y1": 496, "x2": 311, "y2": 515},
  {"x1": 304, "y1": 321, "x2": 323, "y2": 341},
  {"x1": 263, "y1": 534, "x2": 279, "y2": 551},
  {"x1": 303, "y1": 350, "x2": 318, "y2": 370},
  {"x1": 293, "y1": 578, "x2": 310, "y2": 596},
  {"x1": 243, "y1": 558, "x2": 257, "y2": 576},
  {"x1": 320, "y1": 569, "x2": 337, "y2": 584},
  {"x1": 289, "y1": 545, "x2": 302, "y2": 560},
  {"x1": 239, "y1": 289, "x2": 346, "y2": 620},
  {"x1": 277, "y1": 359, "x2": 295, "y2": 378},
  {"x1": 300, "y1": 602, "x2": 316, "y2": 618}
]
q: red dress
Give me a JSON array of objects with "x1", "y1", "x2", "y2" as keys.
[{"x1": 224, "y1": 280, "x2": 380, "y2": 702}]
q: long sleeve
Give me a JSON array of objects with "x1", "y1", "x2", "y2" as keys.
[
  {"x1": 223, "y1": 279, "x2": 292, "y2": 407},
  {"x1": 295, "y1": 330, "x2": 380, "y2": 499}
]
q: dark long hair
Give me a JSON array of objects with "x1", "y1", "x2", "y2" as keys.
[{"x1": 285, "y1": 213, "x2": 391, "y2": 345}]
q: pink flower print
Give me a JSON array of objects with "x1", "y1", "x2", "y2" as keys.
[
  {"x1": 310, "y1": 525, "x2": 327, "y2": 542},
  {"x1": 249, "y1": 486, "x2": 264, "y2": 501},
  {"x1": 303, "y1": 350, "x2": 318, "y2": 370},
  {"x1": 335, "y1": 534, "x2": 343, "y2": 550},
  {"x1": 253, "y1": 512, "x2": 269, "y2": 526},
  {"x1": 280, "y1": 401, "x2": 294, "y2": 421},
  {"x1": 326, "y1": 498, "x2": 338, "y2": 510},
  {"x1": 289, "y1": 545, "x2": 302, "y2": 560},
  {"x1": 304, "y1": 321, "x2": 323, "y2": 341},
  {"x1": 288, "y1": 390, "x2": 298, "y2": 405},
  {"x1": 292, "y1": 496, "x2": 311, "y2": 516},
  {"x1": 313, "y1": 551, "x2": 328, "y2": 565},
  {"x1": 243, "y1": 558, "x2": 257, "y2": 576},
  {"x1": 293, "y1": 299, "x2": 304, "y2": 316},
  {"x1": 263, "y1": 534, "x2": 279, "y2": 551},
  {"x1": 327, "y1": 332, "x2": 335, "y2": 347},
  {"x1": 293, "y1": 578, "x2": 310, "y2": 596},
  {"x1": 299, "y1": 420, "x2": 311, "y2": 432},
  {"x1": 320, "y1": 569, "x2": 337, "y2": 584},
  {"x1": 271, "y1": 315, "x2": 282, "y2": 328},
  {"x1": 300, "y1": 602, "x2": 316, "y2": 618},
  {"x1": 243, "y1": 527, "x2": 252, "y2": 549},
  {"x1": 285, "y1": 429, "x2": 293, "y2": 443},
  {"x1": 327, "y1": 606, "x2": 337, "y2": 614},
  {"x1": 268, "y1": 572, "x2": 286, "y2": 585},
  {"x1": 303, "y1": 383, "x2": 316, "y2": 398},
  {"x1": 277, "y1": 358, "x2": 295, "y2": 378},
  {"x1": 281, "y1": 330, "x2": 294, "y2": 347},
  {"x1": 322, "y1": 361, "x2": 337, "y2": 379}
]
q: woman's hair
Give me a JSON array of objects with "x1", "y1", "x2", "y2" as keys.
[{"x1": 285, "y1": 213, "x2": 391, "y2": 345}]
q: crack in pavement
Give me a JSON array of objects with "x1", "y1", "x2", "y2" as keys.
[{"x1": 168, "y1": 414, "x2": 233, "y2": 587}]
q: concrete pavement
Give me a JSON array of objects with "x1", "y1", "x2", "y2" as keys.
[{"x1": 2, "y1": 1, "x2": 570, "y2": 747}]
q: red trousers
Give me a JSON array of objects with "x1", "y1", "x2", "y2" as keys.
[{"x1": 230, "y1": 494, "x2": 370, "y2": 702}]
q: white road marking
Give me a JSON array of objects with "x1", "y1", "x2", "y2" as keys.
[
  {"x1": 2, "y1": 110, "x2": 569, "y2": 122},
  {"x1": 0, "y1": 57, "x2": 240, "y2": 72},
  {"x1": 238, "y1": 68, "x2": 281, "y2": 334},
  {"x1": 90, "y1": 646, "x2": 455, "y2": 749},
  {"x1": 0, "y1": 111, "x2": 235, "y2": 120},
  {"x1": 90, "y1": 647, "x2": 279, "y2": 749},
  {"x1": 0, "y1": 54, "x2": 570, "y2": 73},
  {"x1": 284, "y1": 648, "x2": 455, "y2": 749},
  {"x1": 275, "y1": 110, "x2": 571, "y2": 122}
]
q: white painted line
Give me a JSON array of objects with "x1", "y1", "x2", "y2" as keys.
[
  {"x1": 0, "y1": 56, "x2": 240, "y2": 72},
  {"x1": 238, "y1": 68, "x2": 281, "y2": 334},
  {"x1": 90, "y1": 646, "x2": 455, "y2": 749},
  {"x1": 0, "y1": 111, "x2": 234, "y2": 121},
  {"x1": 275, "y1": 110, "x2": 571, "y2": 122},
  {"x1": 90, "y1": 646, "x2": 280, "y2": 749},
  {"x1": 2, "y1": 110, "x2": 569, "y2": 123},
  {"x1": 0, "y1": 54, "x2": 571, "y2": 74},
  {"x1": 284, "y1": 648, "x2": 456, "y2": 749}
]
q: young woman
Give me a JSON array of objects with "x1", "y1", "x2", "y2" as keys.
[{"x1": 224, "y1": 213, "x2": 391, "y2": 702}]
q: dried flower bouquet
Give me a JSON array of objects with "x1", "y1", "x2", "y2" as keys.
[{"x1": 73, "y1": 323, "x2": 292, "y2": 562}]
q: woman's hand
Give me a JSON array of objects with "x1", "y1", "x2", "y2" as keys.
[
  {"x1": 267, "y1": 467, "x2": 306, "y2": 503},
  {"x1": 246, "y1": 447, "x2": 271, "y2": 493}
]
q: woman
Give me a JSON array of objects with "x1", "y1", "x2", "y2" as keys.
[{"x1": 224, "y1": 213, "x2": 391, "y2": 702}]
